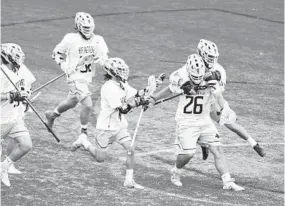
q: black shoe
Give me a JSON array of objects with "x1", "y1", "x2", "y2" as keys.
[
  {"x1": 253, "y1": 143, "x2": 266, "y2": 157},
  {"x1": 81, "y1": 128, "x2": 87, "y2": 135},
  {"x1": 201, "y1": 146, "x2": 209, "y2": 160}
]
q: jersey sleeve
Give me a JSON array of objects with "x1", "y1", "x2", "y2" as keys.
[
  {"x1": 126, "y1": 84, "x2": 138, "y2": 99},
  {"x1": 96, "y1": 36, "x2": 109, "y2": 67},
  {"x1": 217, "y1": 65, "x2": 227, "y2": 92},
  {"x1": 169, "y1": 68, "x2": 187, "y2": 93},
  {"x1": 18, "y1": 65, "x2": 36, "y2": 91},
  {"x1": 52, "y1": 33, "x2": 73, "y2": 65}
]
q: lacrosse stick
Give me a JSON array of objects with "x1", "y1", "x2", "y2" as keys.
[
  {"x1": 31, "y1": 73, "x2": 65, "y2": 94},
  {"x1": 154, "y1": 92, "x2": 183, "y2": 105},
  {"x1": 130, "y1": 74, "x2": 166, "y2": 148},
  {"x1": 1, "y1": 67, "x2": 60, "y2": 143}
]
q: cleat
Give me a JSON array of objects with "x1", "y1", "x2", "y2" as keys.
[
  {"x1": 1, "y1": 168, "x2": 11, "y2": 187},
  {"x1": 253, "y1": 143, "x2": 266, "y2": 157},
  {"x1": 223, "y1": 179, "x2": 245, "y2": 191},
  {"x1": 45, "y1": 110, "x2": 59, "y2": 129},
  {"x1": 201, "y1": 146, "x2": 209, "y2": 160},
  {"x1": 170, "y1": 168, "x2": 182, "y2": 187},
  {"x1": 8, "y1": 164, "x2": 22, "y2": 174},
  {"x1": 123, "y1": 179, "x2": 144, "y2": 189},
  {"x1": 71, "y1": 133, "x2": 87, "y2": 151}
]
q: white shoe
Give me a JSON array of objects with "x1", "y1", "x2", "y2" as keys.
[
  {"x1": 223, "y1": 180, "x2": 245, "y2": 191},
  {"x1": 124, "y1": 179, "x2": 144, "y2": 189},
  {"x1": 72, "y1": 133, "x2": 87, "y2": 151},
  {"x1": 170, "y1": 168, "x2": 182, "y2": 187},
  {"x1": 1, "y1": 168, "x2": 11, "y2": 187},
  {"x1": 8, "y1": 164, "x2": 22, "y2": 174}
]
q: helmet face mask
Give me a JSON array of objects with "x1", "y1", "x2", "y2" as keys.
[
  {"x1": 1, "y1": 43, "x2": 25, "y2": 72},
  {"x1": 197, "y1": 39, "x2": 219, "y2": 69},
  {"x1": 186, "y1": 54, "x2": 206, "y2": 85},
  {"x1": 104, "y1": 58, "x2": 129, "y2": 83},
  {"x1": 75, "y1": 12, "x2": 95, "y2": 39}
]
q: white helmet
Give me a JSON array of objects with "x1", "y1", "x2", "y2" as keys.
[
  {"x1": 186, "y1": 54, "x2": 206, "y2": 85},
  {"x1": 1, "y1": 43, "x2": 25, "y2": 72},
  {"x1": 104, "y1": 58, "x2": 129, "y2": 83},
  {"x1": 75, "y1": 12, "x2": 95, "y2": 39},
  {"x1": 197, "y1": 39, "x2": 219, "y2": 68}
]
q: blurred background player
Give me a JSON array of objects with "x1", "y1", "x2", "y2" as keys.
[
  {"x1": 45, "y1": 12, "x2": 109, "y2": 142},
  {"x1": 0, "y1": 43, "x2": 34, "y2": 186},
  {"x1": 145, "y1": 54, "x2": 245, "y2": 191},
  {"x1": 197, "y1": 39, "x2": 266, "y2": 159},
  {"x1": 72, "y1": 58, "x2": 147, "y2": 189}
]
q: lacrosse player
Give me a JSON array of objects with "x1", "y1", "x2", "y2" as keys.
[
  {"x1": 145, "y1": 54, "x2": 245, "y2": 191},
  {"x1": 72, "y1": 57, "x2": 152, "y2": 189},
  {"x1": 0, "y1": 43, "x2": 35, "y2": 186},
  {"x1": 45, "y1": 12, "x2": 109, "y2": 141},
  {"x1": 197, "y1": 39, "x2": 266, "y2": 160}
]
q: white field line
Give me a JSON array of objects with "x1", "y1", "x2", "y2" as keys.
[{"x1": 136, "y1": 142, "x2": 284, "y2": 157}]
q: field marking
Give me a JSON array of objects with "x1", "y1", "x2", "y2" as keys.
[
  {"x1": 136, "y1": 142, "x2": 284, "y2": 157},
  {"x1": 2, "y1": 7, "x2": 283, "y2": 27}
]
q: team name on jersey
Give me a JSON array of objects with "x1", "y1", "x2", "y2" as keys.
[{"x1": 78, "y1": 46, "x2": 96, "y2": 55}]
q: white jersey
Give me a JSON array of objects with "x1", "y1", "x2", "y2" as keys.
[
  {"x1": 208, "y1": 63, "x2": 226, "y2": 92},
  {"x1": 53, "y1": 32, "x2": 109, "y2": 83},
  {"x1": 17, "y1": 64, "x2": 36, "y2": 117},
  {"x1": 169, "y1": 66, "x2": 215, "y2": 125},
  {"x1": 0, "y1": 65, "x2": 23, "y2": 123},
  {"x1": 96, "y1": 80, "x2": 137, "y2": 130}
]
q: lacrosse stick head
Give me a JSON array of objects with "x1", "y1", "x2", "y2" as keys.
[{"x1": 145, "y1": 75, "x2": 157, "y2": 97}]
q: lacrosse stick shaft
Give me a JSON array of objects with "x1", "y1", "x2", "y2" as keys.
[
  {"x1": 130, "y1": 108, "x2": 144, "y2": 148},
  {"x1": 32, "y1": 73, "x2": 65, "y2": 94},
  {"x1": 154, "y1": 93, "x2": 183, "y2": 105},
  {"x1": 1, "y1": 67, "x2": 60, "y2": 142}
]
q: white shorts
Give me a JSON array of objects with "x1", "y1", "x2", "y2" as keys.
[
  {"x1": 68, "y1": 81, "x2": 92, "y2": 102},
  {"x1": 94, "y1": 128, "x2": 131, "y2": 149},
  {"x1": 1, "y1": 119, "x2": 29, "y2": 139},
  {"x1": 175, "y1": 119, "x2": 220, "y2": 154}
]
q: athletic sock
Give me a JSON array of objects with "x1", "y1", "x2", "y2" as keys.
[
  {"x1": 126, "y1": 169, "x2": 134, "y2": 181},
  {"x1": 53, "y1": 108, "x2": 61, "y2": 116},
  {"x1": 221, "y1": 173, "x2": 232, "y2": 184},
  {"x1": 173, "y1": 164, "x2": 182, "y2": 174},
  {"x1": 247, "y1": 137, "x2": 257, "y2": 147}
]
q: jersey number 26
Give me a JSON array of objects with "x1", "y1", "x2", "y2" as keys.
[{"x1": 183, "y1": 95, "x2": 203, "y2": 114}]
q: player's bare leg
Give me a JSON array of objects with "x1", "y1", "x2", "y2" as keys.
[
  {"x1": 45, "y1": 97, "x2": 79, "y2": 128},
  {"x1": 170, "y1": 153, "x2": 194, "y2": 187},
  {"x1": 208, "y1": 145, "x2": 245, "y2": 191},
  {"x1": 225, "y1": 123, "x2": 266, "y2": 157},
  {"x1": 6, "y1": 139, "x2": 22, "y2": 174},
  {"x1": 79, "y1": 96, "x2": 93, "y2": 135},
  {"x1": 121, "y1": 141, "x2": 144, "y2": 189},
  {"x1": 1, "y1": 135, "x2": 32, "y2": 186}
]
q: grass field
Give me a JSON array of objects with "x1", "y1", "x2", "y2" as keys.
[{"x1": 1, "y1": 0, "x2": 284, "y2": 205}]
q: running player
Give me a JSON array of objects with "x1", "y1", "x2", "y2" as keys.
[
  {"x1": 145, "y1": 54, "x2": 245, "y2": 191},
  {"x1": 0, "y1": 43, "x2": 34, "y2": 186},
  {"x1": 72, "y1": 57, "x2": 148, "y2": 189},
  {"x1": 45, "y1": 12, "x2": 109, "y2": 143}
]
